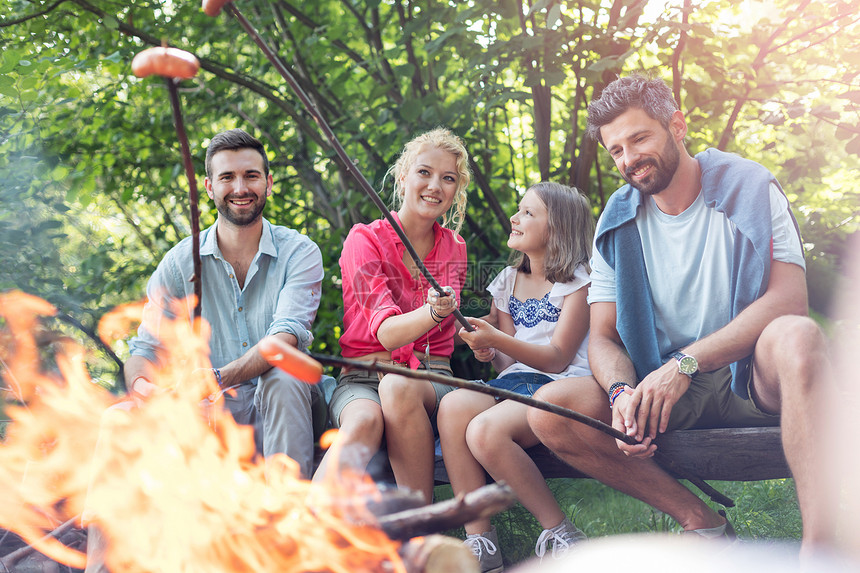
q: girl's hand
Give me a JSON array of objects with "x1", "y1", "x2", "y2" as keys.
[
  {"x1": 427, "y1": 286, "x2": 458, "y2": 319},
  {"x1": 458, "y1": 317, "x2": 498, "y2": 350},
  {"x1": 473, "y1": 347, "x2": 496, "y2": 362}
]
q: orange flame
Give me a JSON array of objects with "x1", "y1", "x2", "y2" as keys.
[{"x1": 0, "y1": 291, "x2": 405, "y2": 572}]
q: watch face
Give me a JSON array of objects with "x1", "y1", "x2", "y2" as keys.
[{"x1": 678, "y1": 355, "x2": 698, "y2": 375}]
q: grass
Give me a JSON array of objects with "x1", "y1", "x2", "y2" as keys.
[{"x1": 434, "y1": 477, "x2": 801, "y2": 568}]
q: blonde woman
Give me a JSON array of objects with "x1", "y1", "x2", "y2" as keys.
[{"x1": 316, "y1": 128, "x2": 470, "y2": 503}]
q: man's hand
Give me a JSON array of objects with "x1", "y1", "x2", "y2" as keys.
[
  {"x1": 610, "y1": 389, "x2": 656, "y2": 458},
  {"x1": 128, "y1": 376, "x2": 162, "y2": 406},
  {"x1": 618, "y1": 360, "x2": 691, "y2": 443}
]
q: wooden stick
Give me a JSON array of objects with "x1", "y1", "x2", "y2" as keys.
[
  {"x1": 377, "y1": 483, "x2": 515, "y2": 541},
  {"x1": 165, "y1": 78, "x2": 203, "y2": 324},
  {"x1": 215, "y1": 3, "x2": 473, "y2": 332},
  {"x1": 0, "y1": 516, "x2": 79, "y2": 570},
  {"x1": 315, "y1": 353, "x2": 628, "y2": 440},
  {"x1": 132, "y1": 46, "x2": 203, "y2": 324},
  {"x1": 309, "y1": 353, "x2": 735, "y2": 508}
]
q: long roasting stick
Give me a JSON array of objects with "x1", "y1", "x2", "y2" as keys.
[
  {"x1": 166, "y1": 82, "x2": 203, "y2": 323},
  {"x1": 258, "y1": 337, "x2": 735, "y2": 507},
  {"x1": 132, "y1": 47, "x2": 203, "y2": 323},
  {"x1": 203, "y1": 0, "x2": 473, "y2": 332}
]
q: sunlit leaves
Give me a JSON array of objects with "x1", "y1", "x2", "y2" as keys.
[{"x1": 846, "y1": 136, "x2": 860, "y2": 157}]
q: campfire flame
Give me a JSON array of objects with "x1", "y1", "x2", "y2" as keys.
[{"x1": 0, "y1": 291, "x2": 405, "y2": 572}]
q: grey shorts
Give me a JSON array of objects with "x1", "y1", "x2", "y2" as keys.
[
  {"x1": 328, "y1": 360, "x2": 455, "y2": 430},
  {"x1": 667, "y1": 365, "x2": 780, "y2": 431}
]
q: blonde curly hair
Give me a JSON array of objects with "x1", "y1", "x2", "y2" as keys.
[{"x1": 387, "y1": 127, "x2": 471, "y2": 236}]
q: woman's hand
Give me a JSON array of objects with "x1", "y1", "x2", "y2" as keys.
[{"x1": 427, "y1": 286, "x2": 458, "y2": 320}]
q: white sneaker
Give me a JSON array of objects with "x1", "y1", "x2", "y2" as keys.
[
  {"x1": 686, "y1": 509, "x2": 737, "y2": 541},
  {"x1": 534, "y1": 517, "x2": 586, "y2": 561},
  {"x1": 464, "y1": 526, "x2": 504, "y2": 573}
]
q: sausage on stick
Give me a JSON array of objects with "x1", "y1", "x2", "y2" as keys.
[{"x1": 132, "y1": 47, "x2": 204, "y2": 325}]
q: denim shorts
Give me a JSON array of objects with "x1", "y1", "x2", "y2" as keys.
[
  {"x1": 667, "y1": 365, "x2": 780, "y2": 430},
  {"x1": 485, "y1": 371, "x2": 553, "y2": 398}
]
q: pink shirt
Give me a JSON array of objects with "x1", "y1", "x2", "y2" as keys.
[{"x1": 338, "y1": 212, "x2": 467, "y2": 368}]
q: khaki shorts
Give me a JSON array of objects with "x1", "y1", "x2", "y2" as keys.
[
  {"x1": 667, "y1": 365, "x2": 780, "y2": 431},
  {"x1": 328, "y1": 358, "x2": 455, "y2": 430}
]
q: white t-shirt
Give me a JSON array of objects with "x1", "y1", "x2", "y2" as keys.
[
  {"x1": 488, "y1": 264, "x2": 592, "y2": 379},
  {"x1": 588, "y1": 182, "x2": 805, "y2": 357}
]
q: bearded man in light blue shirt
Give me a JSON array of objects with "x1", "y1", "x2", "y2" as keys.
[{"x1": 125, "y1": 128, "x2": 324, "y2": 478}]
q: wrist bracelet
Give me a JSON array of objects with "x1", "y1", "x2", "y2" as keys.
[
  {"x1": 608, "y1": 382, "x2": 631, "y2": 409},
  {"x1": 607, "y1": 381, "x2": 631, "y2": 396},
  {"x1": 428, "y1": 304, "x2": 444, "y2": 324},
  {"x1": 212, "y1": 368, "x2": 223, "y2": 386}
]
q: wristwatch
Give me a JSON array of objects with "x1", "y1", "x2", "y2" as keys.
[{"x1": 671, "y1": 351, "x2": 698, "y2": 377}]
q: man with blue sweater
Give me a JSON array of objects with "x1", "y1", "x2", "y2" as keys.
[{"x1": 529, "y1": 75, "x2": 830, "y2": 550}]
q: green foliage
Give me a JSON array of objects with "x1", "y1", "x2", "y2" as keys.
[{"x1": 1, "y1": 0, "x2": 858, "y2": 372}]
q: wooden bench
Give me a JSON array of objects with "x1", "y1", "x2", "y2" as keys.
[{"x1": 432, "y1": 426, "x2": 790, "y2": 484}]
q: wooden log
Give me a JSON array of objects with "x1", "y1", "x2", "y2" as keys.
[
  {"x1": 0, "y1": 516, "x2": 80, "y2": 572},
  {"x1": 399, "y1": 535, "x2": 479, "y2": 573},
  {"x1": 377, "y1": 483, "x2": 515, "y2": 541},
  {"x1": 433, "y1": 426, "x2": 790, "y2": 484},
  {"x1": 654, "y1": 426, "x2": 790, "y2": 481},
  {"x1": 366, "y1": 486, "x2": 428, "y2": 517}
]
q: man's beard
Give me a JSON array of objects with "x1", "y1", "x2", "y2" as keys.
[
  {"x1": 623, "y1": 135, "x2": 680, "y2": 196},
  {"x1": 216, "y1": 194, "x2": 267, "y2": 226}
]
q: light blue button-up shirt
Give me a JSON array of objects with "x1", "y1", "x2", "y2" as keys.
[{"x1": 130, "y1": 218, "x2": 324, "y2": 381}]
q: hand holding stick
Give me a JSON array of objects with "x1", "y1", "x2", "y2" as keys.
[{"x1": 132, "y1": 47, "x2": 203, "y2": 324}]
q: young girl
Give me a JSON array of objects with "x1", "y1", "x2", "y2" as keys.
[
  {"x1": 315, "y1": 128, "x2": 470, "y2": 503},
  {"x1": 438, "y1": 182, "x2": 595, "y2": 571}
]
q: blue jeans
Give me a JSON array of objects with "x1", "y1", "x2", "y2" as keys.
[{"x1": 486, "y1": 371, "x2": 553, "y2": 397}]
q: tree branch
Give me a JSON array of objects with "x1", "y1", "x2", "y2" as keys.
[
  {"x1": 365, "y1": 7, "x2": 403, "y2": 95},
  {"x1": 274, "y1": 0, "x2": 393, "y2": 94},
  {"x1": 672, "y1": 0, "x2": 691, "y2": 108},
  {"x1": 69, "y1": 0, "x2": 330, "y2": 153},
  {"x1": 53, "y1": 312, "x2": 124, "y2": 376},
  {"x1": 717, "y1": 0, "x2": 812, "y2": 150},
  {"x1": 393, "y1": 1, "x2": 426, "y2": 99},
  {"x1": 0, "y1": 0, "x2": 67, "y2": 27},
  {"x1": 469, "y1": 157, "x2": 511, "y2": 235},
  {"x1": 337, "y1": 0, "x2": 372, "y2": 35},
  {"x1": 772, "y1": 9, "x2": 857, "y2": 55},
  {"x1": 464, "y1": 212, "x2": 502, "y2": 260},
  {"x1": 108, "y1": 190, "x2": 161, "y2": 260}
]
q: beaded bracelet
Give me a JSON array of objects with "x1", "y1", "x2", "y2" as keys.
[
  {"x1": 608, "y1": 382, "x2": 631, "y2": 408},
  {"x1": 212, "y1": 368, "x2": 223, "y2": 386}
]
